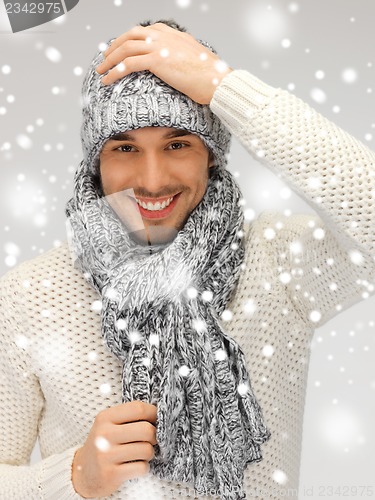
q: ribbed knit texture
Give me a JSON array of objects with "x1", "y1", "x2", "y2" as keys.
[{"x1": 1, "y1": 70, "x2": 374, "y2": 499}]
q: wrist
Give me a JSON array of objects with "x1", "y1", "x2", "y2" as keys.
[
  {"x1": 208, "y1": 67, "x2": 233, "y2": 105},
  {"x1": 71, "y1": 447, "x2": 91, "y2": 499}
]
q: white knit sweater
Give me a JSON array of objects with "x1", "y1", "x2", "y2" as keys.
[{"x1": 0, "y1": 70, "x2": 374, "y2": 500}]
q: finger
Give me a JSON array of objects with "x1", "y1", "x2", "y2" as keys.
[
  {"x1": 100, "y1": 54, "x2": 152, "y2": 86},
  {"x1": 111, "y1": 420, "x2": 157, "y2": 446},
  {"x1": 104, "y1": 25, "x2": 150, "y2": 57},
  {"x1": 110, "y1": 441, "x2": 155, "y2": 465},
  {"x1": 148, "y1": 22, "x2": 174, "y2": 32},
  {"x1": 106, "y1": 400, "x2": 158, "y2": 425},
  {"x1": 96, "y1": 40, "x2": 151, "y2": 74},
  {"x1": 117, "y1": 460, "x2": 150, "y2": 481},
  {"x1": 148, "y1": 22, "x2": 187, "y2": 36}
]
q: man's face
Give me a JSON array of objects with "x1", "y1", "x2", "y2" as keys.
[{"x1": 99, "y1": 126, "x2": 215, "y2": 245}]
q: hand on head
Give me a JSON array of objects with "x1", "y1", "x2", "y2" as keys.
[{"x1": 95, "y1": 22, "x2": 232, "y2": 105}]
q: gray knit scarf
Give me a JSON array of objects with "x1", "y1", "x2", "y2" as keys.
[
  {"x1": 66, "y1": 25, "x2": 270, "y2": 499},
  {"x1": 66, "y1": 163, "x2": 270, "y2": 499}
]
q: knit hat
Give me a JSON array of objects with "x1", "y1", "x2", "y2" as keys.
[{"x1": 80, "y1": 32, "x2": 231, "y2": 175}]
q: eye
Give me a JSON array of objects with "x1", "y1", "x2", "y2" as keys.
[
  {"x1": 117, "y1": 144, "x2": 135, "y2": 152},
  {"x1": 168, "y1": 142, "x2": 187, "y2": 150}
]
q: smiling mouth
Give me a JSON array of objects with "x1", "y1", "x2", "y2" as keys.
[
  {"x1": 135, "y1": 195, "x2": 176, "y2": 211},
  {"x1": 131, "y1": 193, "x2": 182, "y2": 220}
]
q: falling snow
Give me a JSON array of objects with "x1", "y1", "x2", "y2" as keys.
[
  {"x1": 309, "y1": 310, "x2": 322, "y2": 323},
  {"x1": 341, "y1": 67, "x2": 358, "y2": 84},
  {"x1": 215, "y1": 349, "x2": 227, "y2": 361},
  {"x1": 1, "y1": 65, "x2": 11, "y2": 74},
  {"x1": 176, "y1": 0, "x2": 191, "y2": 8},
  {"x1": 100, "y1": 383, "x2": 111, "y2": 395},
  {"x1": 178, "y1": 365, "x2": 190, "y2": 376},
  {"x1": 16, "y1": 134, "x2": 33, "y2": 150},
  {"x1": 221, "y1": 309, "x2": 233, "y2": 321},
  {"x1": 95, "y1": 436, "x2": 111, "y2": 452},
  {"x1": 45, "y1": 47, "x2": 62, "y2": 63},
  {"x1": 310, "y1": 88, "x2": 327, "y2": 104},
  {"x1": 1, "y1": 4, "x2": 374, "y2": 488},
  {"x1": 272, "y1": 469, "x2": 288, "y2": 485},
  {"x1": 237, "y1": 382, "x2": 249, "y2": 396},
  {"x1": 262, "y1": 345, "x2": 275, "y2": 357}
]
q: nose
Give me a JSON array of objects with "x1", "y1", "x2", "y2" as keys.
[{"x1": 137, "y1": 151, "x2": 172, "y2": 195}]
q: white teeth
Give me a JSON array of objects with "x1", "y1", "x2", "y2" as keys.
[{"x1": 136, "y1": 196, "x2": 174, "y2": 211}]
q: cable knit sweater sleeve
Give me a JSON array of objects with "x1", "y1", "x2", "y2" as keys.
[
  {"x1": 210, "y1": 70, "x2": 375, "y2": 327},
  {"x1": 0, "y1": 267, "x2": 84, "y2": 500}
]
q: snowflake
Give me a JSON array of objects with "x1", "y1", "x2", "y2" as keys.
[
  {"x1": 192, "y1": 318, "x2": 206, "y2": 333},
  {"x1": 310, "y1": 88, "x2": 327, "y2": 104},
  {"x1": 201, "y1": 290, "x2": 213, "y2": 302},
  {"x1": 16, "y1": 134, "x2": 33, "y2": 150},
  {"x1": 214, "y1": 349, "x2": 227, "y2": 362},
  {"x1": 272, "y1": 469, "x2": 288, "y2": 485},
  {"x1": 281, "y1": 38, "x2": 291, "y2": 48},
  {"x1": 341, "y1": 67, "x2": 358, "y2": 84},
  {"x1": 178, "y1": 365, "x2": 190, "y2": 376},
  {"x1": 88, "y1": 351, "x2": 98, "y2": 362},
  {"x1": 149, "y1": 333, "x2": 159, "y2": 346},
  {"x1": 309, "y1": 310, "x2": 321, "y2": 322},
  {"x1": 221, "y1": 309, "x2": 233, "y2": 321},
  {"x1": 313, "y1": 227, "x2": 325, "y2": 240},
  {"x1": 186, "y1": 286, "x2": 198, "y2": 299},
  {"x1": 215, "y1": 60, "x2": 228, "y2": 73},
  {"x1": 15, "y1": 335, "x2": 30, "y2": 350},
  {"x1": 262, "y1": 345, "x2": 274, "y2": 358},
  {"x1": 100, "y1": 383, "x2": 111, "y2": 395},
  {"x1": 128, "y1": 330, "x2": 143, "y2": 344},
  {"x1": 246, "y1": 5, "x2": 287, "y2": 48},
  {"x1": 116, "y1": 318, "x2": 126, "y2": 330},
  {"x1": 116, "y1": 62, "x2": 126, "y2": 73},
  {"x1": 95, "y1": 436, "x2": 111, "y2": 452},
  {"x1": 45, "y1": 47, "x2": 62, "y2": 63},
  {"x1": 160, "y1": 48, "x2": 169, "y2": 58},
  {"x1": 307, "y1": 176, "x2": 321, "y2": 190},
  {"x1": 142, "y1": 357, "x2": 151, "y2": 367},
  {"x1": 243, "y1": 298, "x2": 257, "y2": 315},
  {"x1": 244, "y1": 208, "x2": 256, "y2": 221},
  {"x1": 279, "y1": 272, "x2": 291, "y2": 284},
  {"x1": 237, "y1": 382, "x2": 249, "y2": 396},
  {"x1": 349, "y1": 249, "x2": 364, "y2": 265},
  {"x1": 288, "y1": 2, "x2": 299, "y2": 13},
  {"x1": 91, "y1": 300, "x2": 102, "y2": 312},
  {"x1": 176, "y1": 0, "x2": 191, "y2": 8},
  {"x1": 264, "y1": 227, "x2": 276, "y2": 240}
]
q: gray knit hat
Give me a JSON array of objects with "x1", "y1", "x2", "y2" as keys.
[{"x1": 80, "y1": 28, "x2": 231, "y2": 175}]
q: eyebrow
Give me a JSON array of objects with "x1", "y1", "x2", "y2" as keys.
[{"x1": 107, "y1": 129, "x2": 194, "y2": 142}]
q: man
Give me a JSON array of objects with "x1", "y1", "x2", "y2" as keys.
[{"x1": 0, "y1": 19, "x2": 374, "y2": 500}]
